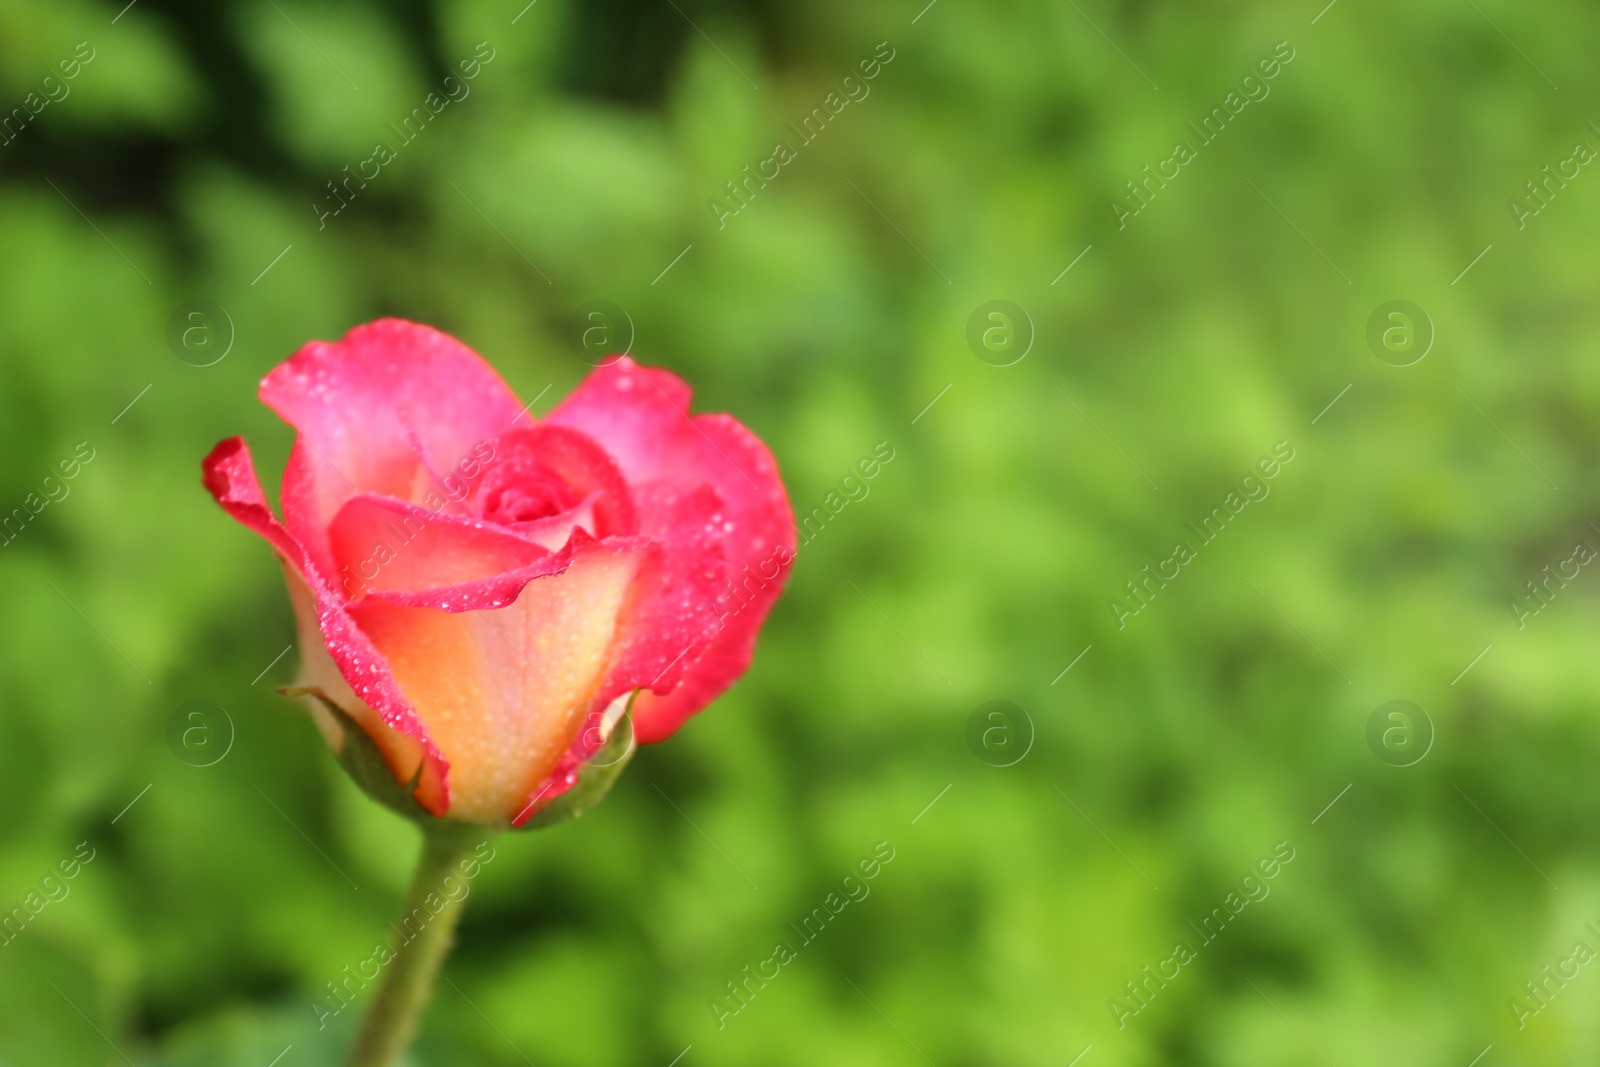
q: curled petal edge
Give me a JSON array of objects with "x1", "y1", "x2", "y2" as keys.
[{"x1": 202, "y1": 436, "x2": 453, "y2": 816}]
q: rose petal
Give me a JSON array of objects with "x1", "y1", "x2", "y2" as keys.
[
  {"x1": 506, "y1": 493, "x2": 600, "y2": 552},
  {"x1": 261, "y1": 319, "x2": 526, "y2": 579},
  {"x1": 345, "y1": 485, "x2": 729, "y2": 823},
  {"x1": 603, "y1": 483, "x2": 729, "y2": 701},
  {"x1": 547, "y1": 358, "x2": 796, "y2": 741},
  {"x1": 327, "y1": 493, "x2": 556, "y2": 600},
  {"x1": 202, "y1": 437, "x2": 451, "y2": 814},
  {"x1": 544, "y1": 358, "x2": 697, "y2": 509},
  {"x1": 349, "y1": 534, "x2": 652, "y2": 823},
  {"x1": 475, "y1": 424, "x2": 637, "y2": 537}
]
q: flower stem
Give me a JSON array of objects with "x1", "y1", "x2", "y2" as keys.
[{"x1": 345, "y1": 828, "x2": 481, "y2": 1067}]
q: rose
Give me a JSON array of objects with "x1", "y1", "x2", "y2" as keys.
[{"x1": 203, "y1": 319, "x2": 794, "y2": 826}]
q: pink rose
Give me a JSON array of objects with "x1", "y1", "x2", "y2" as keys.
[{"x1": 203, "y1": 320, "x2": 794, "y2": 825}]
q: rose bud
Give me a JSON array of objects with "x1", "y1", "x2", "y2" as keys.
[{"x1": 203, "y1": 320, "x2": 794, "y2": 827}]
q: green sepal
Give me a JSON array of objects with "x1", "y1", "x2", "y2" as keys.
[
  {"x1": 279, "y1": 686, "x2": 636, "y2": 833},
  {"x1": 281, "y1": 686, "x2": 441, "y2": 827}
]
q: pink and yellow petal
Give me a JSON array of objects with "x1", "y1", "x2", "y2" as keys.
[
  {"x1": 327, "y1": 493, "x2": 555, "y2": 599},
  {"x1": 263, "y1": 319, "x2": 527, "y2": 569},
  {"x1": 351, "y1": 536, "x2": 650, "y2": 823},
  {"x1": 202, "y1": 436, "x2": 452, "y2": 815}
]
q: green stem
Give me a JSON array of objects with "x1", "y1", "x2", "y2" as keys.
[{"x1": 345, "y1": 828, "x2": 481, "y2": 1067}]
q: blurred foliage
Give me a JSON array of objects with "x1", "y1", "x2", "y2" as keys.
[{"x1": 2, "y1": 0, "x2": 1600, "y2": 1063}]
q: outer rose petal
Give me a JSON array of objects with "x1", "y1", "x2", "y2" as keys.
[
  {"x1": 608, "y1": 484, "x2": 731, "y2": 698},
  {"x1": 346, "y1": 486, "x2": 730, "y2": 823},
  {"x1": 545, "y1": 358, "x2": 693, "y2": 486},
  {"x1": 349, "y1": 533, "x2": 653, "y2": 824},
  {"x1": 202, "y1": 437, "x2": 451, "y2": 815},
  {"x1": 277, "y1": 564, "x2": 449, "y2": 815},
  {"x1": 548, "y1": 358, "x2": 796, "y2": 741},
  {"x1": 262, "y1": 319, "x2": 527, "y2": 578}
]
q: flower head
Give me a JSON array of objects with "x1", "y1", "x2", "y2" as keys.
[{"x1": 204, "y1": 320, "x2": 794, "y2": 826}]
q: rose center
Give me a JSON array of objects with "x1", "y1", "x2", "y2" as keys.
[{"x1": 478, "y1": 467, "x2": 581, "y2": 525}]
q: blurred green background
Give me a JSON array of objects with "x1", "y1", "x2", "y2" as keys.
[{"x1": 3, "y1": 0, "x2": 1599, "y2": 1062}]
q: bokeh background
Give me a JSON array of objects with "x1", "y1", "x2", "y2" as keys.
[{"x1": 3, "y1": 0, "x2": 1599, "y2": 1062}]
